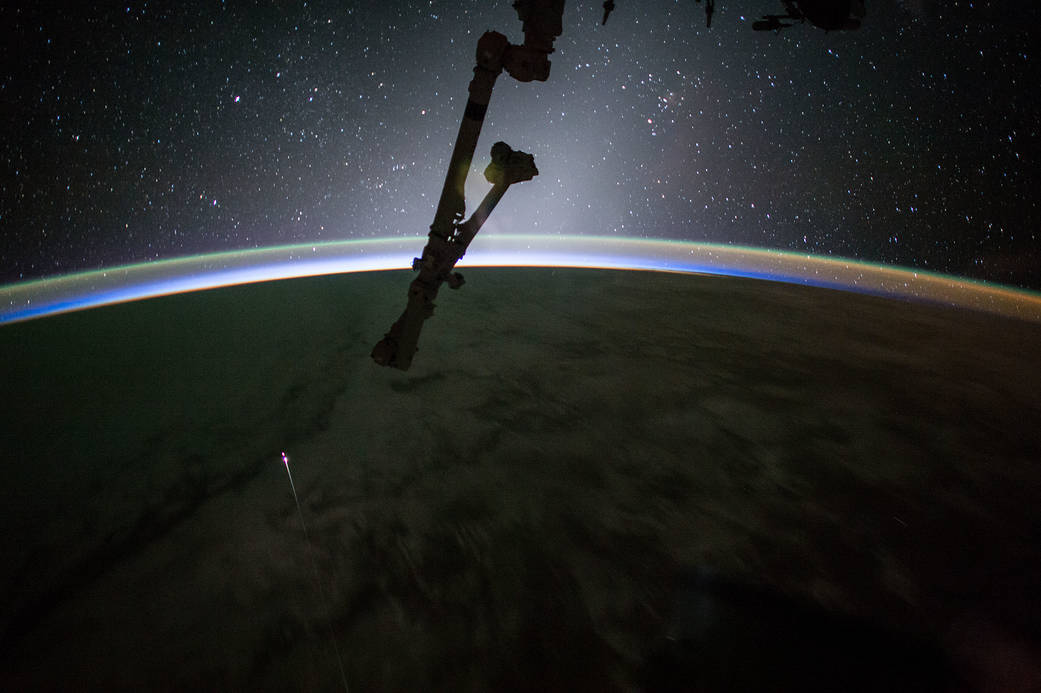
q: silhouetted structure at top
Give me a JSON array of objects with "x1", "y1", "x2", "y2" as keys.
[
  {"x1": 602, "y1": 1, "x2": 860, "y2": 32},
  {"x1": 698, "y1": 0, "x2": 716, "y2": 28},
  {"x1": 754, "y1": 0, "x2": 865, "y2": 32}
]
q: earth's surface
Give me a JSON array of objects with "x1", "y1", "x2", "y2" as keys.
[{"x1": 2, "y1": 267, "x2": 1040, "y2": 691}]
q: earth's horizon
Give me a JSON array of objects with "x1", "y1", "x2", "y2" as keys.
[{"x1": 4, "y1": 236, "x2": 1041, "y2": 327}]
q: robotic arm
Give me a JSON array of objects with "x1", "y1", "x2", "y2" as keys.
[
  {"x1": 371, "y1": 1, "x2": 564, "y2": 370},
  {"x1": 372, "y1": 0, "x2": 864, "y2": 369}
]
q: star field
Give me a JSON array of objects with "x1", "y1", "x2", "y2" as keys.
[{"x1": 1, "y1": 1, "x2": 1038, "y2": 288}]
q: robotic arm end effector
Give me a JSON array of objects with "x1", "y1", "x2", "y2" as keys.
[{"x1": 485, "y1": 141, "x2": 538, "y2": 187}]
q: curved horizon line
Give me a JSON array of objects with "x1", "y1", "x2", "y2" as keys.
[{"x1": 3, "y1": 235, "x2": 1040, "y2": 325}]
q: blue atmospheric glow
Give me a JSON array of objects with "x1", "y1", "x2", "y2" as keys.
[{"x1": 2, "y1": 236, "x2": 1040, "y2": 325}]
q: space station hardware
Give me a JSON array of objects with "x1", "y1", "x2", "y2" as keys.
[
  {"x1": 372, "y1": 0, "x2": 863, "y2": 370},
  {"x1": 371, "y1": 1, "x2": 562, "y2": 370},
  {"x1": 753, "y1": 0, "x2": 865, "y2": 32},
  {"x1": 601, "y1": 0, "x2": 863, "y2": 31}
]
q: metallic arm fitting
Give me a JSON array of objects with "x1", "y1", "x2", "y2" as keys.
[{"x1": 371, "y1": 1, "x2": 563, "y2": 370}]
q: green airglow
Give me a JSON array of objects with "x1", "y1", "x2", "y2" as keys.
[{"x1": 3, "y1": 235, "x2": 1040, "y2": 325}]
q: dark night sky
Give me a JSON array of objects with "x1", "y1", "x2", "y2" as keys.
[{"x1": 1, "y1": 1, "x2": 1038, "y2": 289}]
